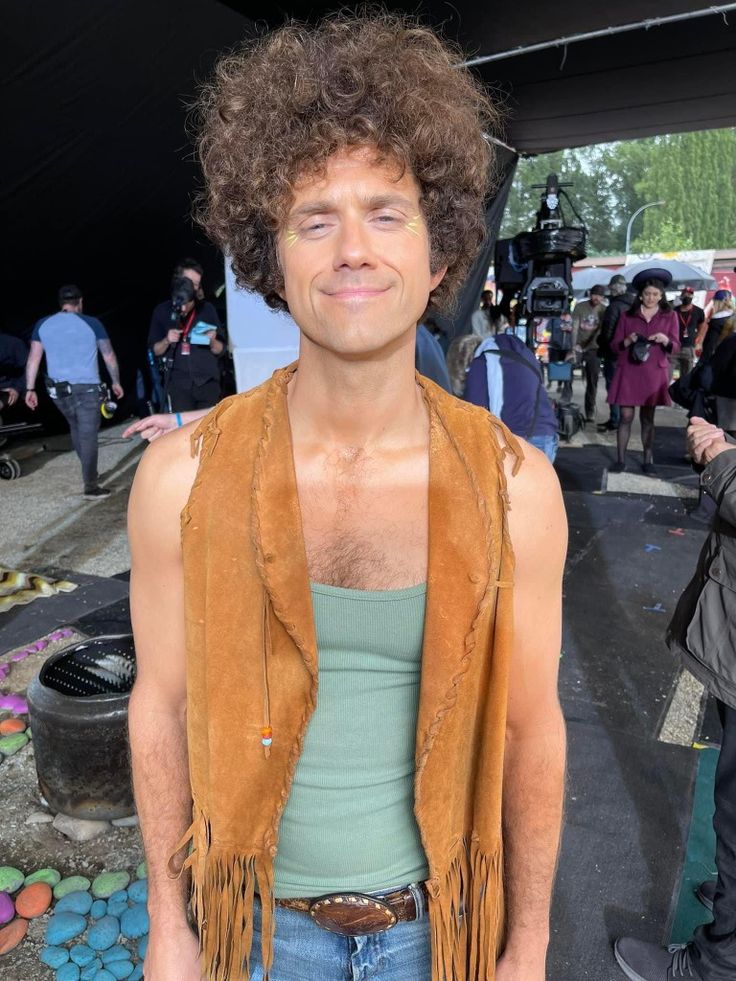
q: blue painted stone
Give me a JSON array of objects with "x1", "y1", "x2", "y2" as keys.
[
  {"x1": 136, "y1": 934, "x2": 148, "y2": 960},
  {"x1": 87, "y1": 915, "x2": 120, "y2": 951},
  {"x1": 46, "y1": 911, "x2": 87, "y2": 945},
  {"x1": 70, "y1": 945, "x2": 96, "y2": 966},
  {"x1": 80, "y1": 959, "x2": 102, "y2": 981},
  {"x1": 94, "y1": 972, "x2": 116, "y2": 981},
  {"x1": 56, "y1": 963, "x2": 81, "y2": 981},
  {"x1": 128, "y1": 966, "x2": 143, "y2": 981},
  {"x1": 108, "y1": 890, "x2": 129, "y2": 905},
  {"x1": 56, "y1": 891, "x2": 93, "y2": 915},
  {"x1": 90, "y1": 900, "x2": 107, "y2": 920},
  {"x1": 127, "y1": 880, "x2": 147, "y2": 905},
  {"x1": 107, "y1": 900, "x2": 128, "y2": 919},
  {"x1": 106, "y1": 962, "x2": 134, "y2": 980},
  {"x1": 120, "y1": 904, "x2": 148, "y2": 940},
  {"x1": 40, "y1": 946, "x2": 70, "y2": 969},
  {"x1": 101, "y1": 945, "x2": 131, "y2": 963}
]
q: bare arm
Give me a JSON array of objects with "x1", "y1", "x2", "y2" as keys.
[
  {"x1": 24, "y1": 340, "x2": 44, "y2": 408},
  {"x1": 497, "y1": 444, "x2": 567, "y2": 981},
  {"x1": 152, "y1": 336, "x2": 172, "y2": 357},
  {"x1": 128, "y1": 428, "x2": 201, "y2": 979},
  {"x1": 98, "y1": 338, "x2": 123, "y2": 395}
]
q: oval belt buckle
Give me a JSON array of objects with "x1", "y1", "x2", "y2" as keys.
[{"x1": 308, "y1": 892, "x2": 398, "y2": 936}]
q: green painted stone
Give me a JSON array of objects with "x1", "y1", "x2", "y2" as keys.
[
  {"x1": 134, "y1": 862, "x2": 147, "y2": 881},
  {"x1": 54, "y1": 876, "x2": 92, "y2": 900},
  {"x1": 0, "y1": 733, "x2": 29, "y2": 756},
  {"x1": 25, "y1": 868, "x2": 61, "y2": 888},
  {"x1": 0, "y1": 866, "x2": 24, "y2": 893},
  {"x1": 91, "y1": 872, "x2": 130, "y2": 899}
]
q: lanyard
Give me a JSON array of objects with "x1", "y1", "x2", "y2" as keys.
[{"x1": 179, "y1": 307, "x2": 197, "y2": 341}]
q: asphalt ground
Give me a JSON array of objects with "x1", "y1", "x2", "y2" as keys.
[{"x1": 0, "y1": 381, "x2": 719, "y2": 979}]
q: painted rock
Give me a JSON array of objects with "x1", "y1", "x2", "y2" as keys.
[
  {"x1": 40, "y1": 945, "x2": 71, "y2": 968},
  {"x1": 107, "y1": 960, "x2": 134, "y2": 979},
  {"x1": 94, "y1": 971, "x2": 116, "y2": 981},
  {"x1": 137, "y1": 933, "x2": 148, "y2": 960},
  {"x1": 56, "y1": 963, "x2": 81, "y2": 981},
  {"x1": 25, "y1": 868, "x2": 61, "y2": 888},
  {"x1": 80, "y1": 958, "x2": 102, "y2": 980},
  {"x1": 14, "y1": 881, "x2": 52, "y2": 918},
  {"x1": 69, "y1": 943, "x2": 96, "y2": 966},
  {"x1": 101, "y1": 945, "x2": 132, "y2": 963},
  {"x1": 107, "y1": 900, "x2": 128, "y2": 920},
  {"x1": 108, "y1": 890, "x2": 129, "y2": 905},
  {"x1": 87, "y1": 914, "x2": 120, "y2": 951},
  {"x1": 0, "y1": 694, "x2": 28, "y2": 713},
  {"x1": 0, "y1": 916, "x2": 29, "y2": 955},
  {"x1": 129, "y1": 965, "x2": 143, "y2": 981},
  {"x1": 0, "y1": 718, "x2": 26, "y2": 734},
  {"x1": 0, "y1": 732, "x2": 28, "y2": 755},
  {"x1": 0, "y1": 893, "x2": 14, "y2": 925},
  {"x1": 120, "y1": 903, "x2": 148, "y2": 940},
  {"x1": 90, "y1": 899, "x2": 108, "y2": 919},
  {"x1": 135, "y1": 862, "x2": 147, "y2": 880},
  {"x1": 56, "y1": 890, "x2": 94, "y2": 915},
  {"x1": 46, "y1": 911, "x2": 87, "y2": 945},
  {"x1": 54, "y1": 876, "x2": 92, "y2": 900},
  {"x1": 127, "y1": 879, "x2": 147, "y2": 905},
  {"x1": 0, "y1": 867, "x2": 24, "y2": 894},
  {"x1": 92, "y1": 872, "x2": 130, "y2": 899}
]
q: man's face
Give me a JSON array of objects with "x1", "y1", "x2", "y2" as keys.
[
  {"x1": 680, "y1": 291, "x2": 693, "y2": 306},
  {"x1": 277, "y1": 147, "x2": 446, "y2": 359},
  {"x1": 180, "y1": 268, "x2": 202, "y2": 314},
  {"x1": 589, "y1": 292, "x2": 603, "y2": 307}
]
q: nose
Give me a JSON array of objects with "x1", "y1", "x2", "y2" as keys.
[{"x1": 332, "y1": 213, "x2": 376, "y2": 271}]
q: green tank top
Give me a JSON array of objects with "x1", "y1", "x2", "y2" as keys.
[{"x1": 273, "y1": 581, "x2": 429, "y2": 898}]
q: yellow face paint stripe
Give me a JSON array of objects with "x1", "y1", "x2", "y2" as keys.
[
  {"x1": 406, "y1": 214, "x2": 422, "y2": 236},
  {"x1": 285, "y1": 231, "x2": 298, "y2": 248}
]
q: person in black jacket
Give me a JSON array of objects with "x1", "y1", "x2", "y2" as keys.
[
  {"x1": 615, "y1": 416, "x2": 736, "y2": 981},
  {"x1": 598, "y1": 274, "x2": 636, "y2": 432},
  {"x1": 148, "y1": 259, "x2": 227, "y2": 412}
]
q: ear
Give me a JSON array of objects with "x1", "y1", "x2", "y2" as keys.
[{"x1": 429, "y1": 265, "x2": 448, "y2": 293}]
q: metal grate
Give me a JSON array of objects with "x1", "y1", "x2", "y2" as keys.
[{"x1": 40, "y1": 636, "x2": 136, "y2": 697}]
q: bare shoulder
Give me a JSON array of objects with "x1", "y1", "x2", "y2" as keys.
[
  {"x1": 504, "y1": 440, "x2": 567, "y2": 570},
  {"x1": 128, "y1": 423, "x2": 200, "y2": 538}
]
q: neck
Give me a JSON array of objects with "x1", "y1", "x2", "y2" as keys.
[{"x1": 287, "y1": 334, "x2": 427, "y2": 451}]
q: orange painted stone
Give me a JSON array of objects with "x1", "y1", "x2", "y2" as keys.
[
  {"x1": 0, "y1": 719, "x2": 25, "y2": 735},
  {"x1": 14, "y1": 882, "x2": 52, "y2": 919},
  {"x1": 0, "y1": 917, "x2": 29, "y2": 955}
]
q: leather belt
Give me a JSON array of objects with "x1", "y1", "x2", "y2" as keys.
[{"x1": 274, "y1": 882, "x2": 428, "y2": 936}]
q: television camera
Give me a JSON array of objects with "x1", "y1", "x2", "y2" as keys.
[{"x1": 494, "y1": 173, "x2": 587, "y2": 346}]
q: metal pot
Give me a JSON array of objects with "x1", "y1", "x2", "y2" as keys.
[{"x1": 26, "y1": 634, "x2": 136, "y2": 820}]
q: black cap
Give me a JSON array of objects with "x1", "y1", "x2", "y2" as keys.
[
  {"x1": 632, "y1": 267, "x2": 673, "y2": 292},
  {"x1": 609, "y1": 274, "x2": 627, "y2": 287},
  {"x1": 590, "y1": 284, "x2": 607, "y2": 296},
  {"x1": 58, "y1": 284, "x2": 82, "y2": 304}
]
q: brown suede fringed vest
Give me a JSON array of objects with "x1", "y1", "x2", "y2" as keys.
[{"x1": 174, "y1": 363, "x2": 523, "y2": 981}]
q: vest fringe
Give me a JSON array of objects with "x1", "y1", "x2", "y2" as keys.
[
  {"x1": 181, "y1": 809, "x2": 275, "y2": 981},
  {"x1": 430, "y1": 837, "x2": 504, "y2": 981}
]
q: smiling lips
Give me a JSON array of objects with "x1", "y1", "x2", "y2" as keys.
[{"x1": 326, "y1": 287, "x2": 391, "y2": 300}]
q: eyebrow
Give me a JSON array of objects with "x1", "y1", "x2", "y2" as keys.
[{"x1": 288, "y1": 193, "x2": 417, "y2": 222}]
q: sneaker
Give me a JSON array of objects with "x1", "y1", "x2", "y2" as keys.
[
  {"x1": 695, "y1": 879, "x2": 716, "y2": 912},
  {"x1": 609, "y1": 462, "x2": 626, "y2": 474},
  {"x1": 83, "y1": 487, "x2": 111, "y2": 501},
  {"x1": 642, "y1": 463, "x2": 658, "y2": 477},
  {"x1": 614, "y1": 938, "x2": 702, "y2": 980}
]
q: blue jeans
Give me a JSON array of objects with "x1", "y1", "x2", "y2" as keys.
[
  {"x1": 602, "y1": 359, "x2": 620, "y2": 427},
  {"x1": 529, "y1": 433, "x2": 559, "y2": 464},
  {"x1": 248, "y1": 894, "x2": 431, "y2": 980}
]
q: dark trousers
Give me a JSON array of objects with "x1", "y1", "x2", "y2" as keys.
[
  {"x1": 582, "y1": 350, "x2": 600, "y2": 420},
  {"x1": 53, "y1": 385, "x2": 101, "y2": 492},
  {"x1": 166, "y1": 374, "x2": 221, "y2": 412},
  {"x1": 603, "y1": 358, "x2": 620, "y2": 427},
  {"x1": 693, "y1": 700, "x2": 736, "y2": 979}
]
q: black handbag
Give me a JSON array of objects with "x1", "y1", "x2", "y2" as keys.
[{"x1": 630, "y1": 336, "x2": 652, "y2": 363}]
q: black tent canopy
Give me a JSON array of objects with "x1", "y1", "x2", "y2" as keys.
[{"x1": 4, "y1": 1, "x2": 735, "y2": 353}]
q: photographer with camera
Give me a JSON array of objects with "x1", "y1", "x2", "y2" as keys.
[
  {"x1": 148, "y1": 259, "x2": 226, "y2": 412},
  {"x1": 24, "y1": 284, "x2": 124, "y2": 500}
]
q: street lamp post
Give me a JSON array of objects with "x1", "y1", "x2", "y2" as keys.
[{"x1": 625, "y1": 201, "x2": 665, "y2": 254}]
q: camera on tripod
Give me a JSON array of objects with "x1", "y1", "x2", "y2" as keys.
[
  {"x1": 494, "y1": 173, "x2": 587, "y2": 342},
  {"x1": 170, "y1": 276, "x2": 196, "y2": 319}
]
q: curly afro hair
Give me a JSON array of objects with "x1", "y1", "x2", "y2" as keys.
[{"x1": 195, "y1": 12, "x2": 502, "y2": 313}]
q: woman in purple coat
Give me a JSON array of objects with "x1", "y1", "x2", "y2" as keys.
[{"x1": 608, "y1": 271, "x2": 680, "y2": 475}]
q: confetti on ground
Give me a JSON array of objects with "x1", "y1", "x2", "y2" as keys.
[
  {"x1": 668, "y1": 528, "x2": 686, "y2": 537},
  {"x1": 644, "y1": 544, "x2": 662, "y2": 553},
  {"x1": 643, "y1": 602, "x2": 667, "y2": 613}
]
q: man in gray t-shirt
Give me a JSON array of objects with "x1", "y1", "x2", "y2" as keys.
[{"x1": 24, "y1": 284, "x2": 124, "y2": 499}]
